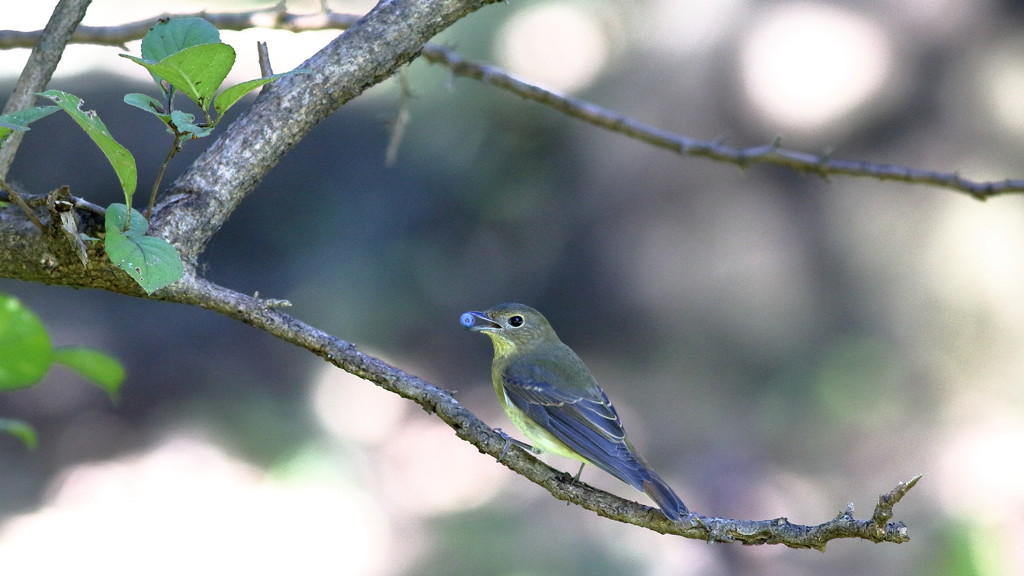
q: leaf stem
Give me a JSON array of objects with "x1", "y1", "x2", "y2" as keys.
[{"x1": 147, "y1": 136, "x2": 182, "y2": 220}]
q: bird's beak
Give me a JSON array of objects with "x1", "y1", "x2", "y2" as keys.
[{"x1": 461, "y1": 311, "x2": 500, "y2": 331}]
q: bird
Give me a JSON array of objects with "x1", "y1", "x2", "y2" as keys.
[{"x1": 461, "y1": 302, "x2": 688, "y2": 521}]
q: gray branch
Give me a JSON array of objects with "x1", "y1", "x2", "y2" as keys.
[
  {"x1": 160, "y1": 274, "x2": 920, "y2": 547},
  {"x1": 148, "y1": 0, "x2": 497, "y2": 261},
  {"x1": 0, "y1": 0, "x2": 93, "y2": 178},
  {"x1": 420, "y1": 46, "x2": 1024, "y2": 199},
  {"x1": 2, "y1": 7, "x2": 1018, "y2": 197},
  {"x1": 0, "y1": 0, "x2": 922, "y2": 545},
  {"x1": 0, "y1": 6, "x2": 359, "y2": 48}
]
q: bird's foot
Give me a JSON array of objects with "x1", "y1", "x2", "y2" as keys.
[{"x1": 494, "y1": 428, "x2": 539, "y2": 461}]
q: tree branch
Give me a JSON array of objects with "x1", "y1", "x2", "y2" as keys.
[
  {"x1": 420, "y1": 46, "x2": 1024, "y2": 200},
  {"x1": 0, "y1": 0, "x2": 503, "y2": 290},
  {"x1": 158, "y1": 273, "x2": 919, "y2": 547},
  {"x1": 148, "y1": 0, "x2": 499, "y2": 263},
  {"x1": 0, "y1": 0, "x2": 92, "y2": 178},
  {"x1": 0, "y1": 2, "x2": 922, "y2": 545},
  {"x1": 0, "y1": 6, "x2": 359, "y2": 49},
  {"x1": 2, "y1": 7, "x2": 1017, "y2": 198}
]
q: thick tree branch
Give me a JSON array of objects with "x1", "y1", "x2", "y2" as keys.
[
  {"x1": 1, "y1": 0, "x2": 500, "y2": 279},
  {"x1": 0, "y1": 0, "x2": 92, "y2": 178},
  {"x1": 0, "y1": 1, "x2": 499, "y2": 272},
  {"x1": 148, "y1": 0, "x2": 500, "y2": 263},
  {"x1": 0, "y1": 0, "x2": 502, "y2": 289}
]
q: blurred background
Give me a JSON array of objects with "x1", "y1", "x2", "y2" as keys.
[{"x1": 1, "y1": 0, "x2": 1023, "y2": 574}]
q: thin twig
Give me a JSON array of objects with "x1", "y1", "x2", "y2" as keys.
[
  {"x1": 0, "y1": 8, "x2": 359, "y2": 49},
  {"x1": 419, "y1": 46, "x2": 1024, "y2": 199},
  {"x1": 257, "y1": 40, "x2": 274, "y2": 96},
  {"x1": 385, "y1": 71, "x2": 412, "y2": 166},
  {"x1": 257, "y1": 41, "x2": 274, "y2": 77},
  {"x1": 0, "y1": 178, "x2": 44, "y2": 231},
  {"x1": 0, "y1": 182, "x2": 105, "y2": 217},
  {"x1": 147, "y1": 137, "x2": 181, "y2": 220},
  {"x1": 72, "y1": 194, "x2": 105, "y2": 215}
]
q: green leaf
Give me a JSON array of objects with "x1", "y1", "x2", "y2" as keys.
[
  {"x1": 135, "y1": 17, "x2": 221, "y2": 97},
  {"x1": 141, "y1": 17, "x2": 220, "y2": 63},
  {"x1": 212, "y1": 71, "x2": 307, "y2": 117},
  {"x1": 124, "y1": 93, "x2": 176, "y2": 135},
  {"x1": 169, "y1": 110, "x2": 213, "y2": 139},
  {"x1": 0, "y1": 294, "x2": 53, "y2": 391},
  {"x1": 104, "y1": 204, "x2": 184, "y2": 294},
  {"x1": 38, "y1": 90, "x2": 137, "y2": 208},
  {"x1": 123, "y1": 43, "x2": 236, "y2": 110},
  {"x1": 0, "y1": 105, "x2": 59, "y2": 143},
  {"x1": 0, "y1": 418, "x2": 38, "y2": 450},
  {"x1": 53, "y1": 346, "x2": 125, "y2": 401},
  {"x1": 107, "y1": 202, "x2": 147, "y2": 235},
  {"x1": 123, "y1": 92, "x2": 169, "y2": 116}
]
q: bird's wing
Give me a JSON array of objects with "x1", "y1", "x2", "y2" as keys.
[{"x1": 500, "y1": 357, "x2": 647, "y2": 484}]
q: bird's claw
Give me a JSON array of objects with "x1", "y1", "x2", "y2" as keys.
[{"x1": 494, "y1": 428, "x2": 539, "y2": 461}]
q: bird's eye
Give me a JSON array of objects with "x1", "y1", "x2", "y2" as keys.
[{"x1": 508, "y1": 315, "x2": 524, "y2": 327}]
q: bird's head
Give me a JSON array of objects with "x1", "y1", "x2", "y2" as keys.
[{"x1": 460, "y1": 303, "x2": 558, "y2": 357}]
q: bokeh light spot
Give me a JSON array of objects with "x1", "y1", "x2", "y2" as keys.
[
  {"x1": 0, "y1": 436, "x2": 393, "y2": 576},
  {"x1": 313, "y1": 361, "x2": 410, "y2": 446},
  {"x1": 739, "y1": 3, "x2": 891, "y2": 132},
  {"x1": 646, "y1": 0, "x2": 746, "y2": 54},
  {"x1": 495, "y1": 3, "x2": 610, "y2": 94},
  {"x1": 977, "y1": 39, "x2": 1024, "y2": 137}
]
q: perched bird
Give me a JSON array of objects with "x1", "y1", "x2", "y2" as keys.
[{"x1": 461, "y1": 302, "x2": 688, "y2": 521}]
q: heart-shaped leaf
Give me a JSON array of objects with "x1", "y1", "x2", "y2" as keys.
[
  {"x1": 141, "y1": 17, "x2": 220, "y2": 63},
  {"x1": 123, "y1": 43, "x2": 235, "y2": 110},
  {"x1": 104, "y1": 204, "x2": 184, "y2": 294},
  {"x1": 140, "y1": 17, "x2": 221, "y2": 94}
]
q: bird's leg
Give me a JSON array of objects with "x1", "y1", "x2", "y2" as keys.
[
  {"x1": 571, "y1": 462, "x2": 585, "y2": 483},
  {"x1": 494, "y1": 428, "x2": 540, "y2": 461}
]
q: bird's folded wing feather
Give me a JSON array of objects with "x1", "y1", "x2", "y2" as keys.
[{"x1": 501, "y1": 358, "x2": 646, "y2": 481}]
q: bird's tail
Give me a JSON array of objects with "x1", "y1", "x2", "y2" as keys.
[
  {"x1": 641, "y1": 469, "x2": 688, "y2": 521},
  {"x1": 592, "y1": 439, "x2": 689, "y2": 521}
]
